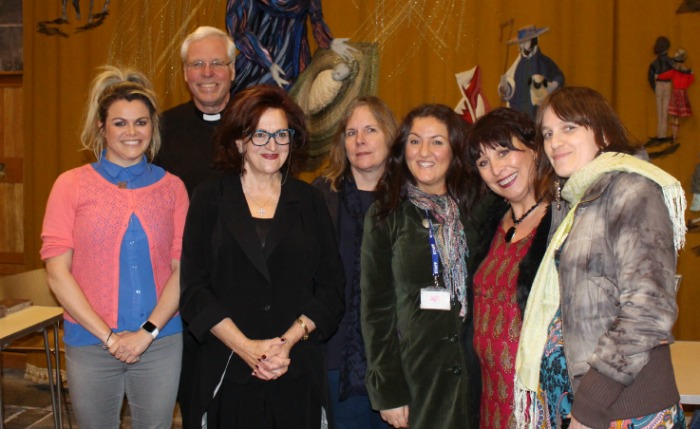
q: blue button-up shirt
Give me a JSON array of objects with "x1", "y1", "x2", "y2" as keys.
[{"x1": 64, "y1": 155, "x2": 182, "y2": 346}]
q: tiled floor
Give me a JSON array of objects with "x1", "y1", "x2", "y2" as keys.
[
  {"x1": 1, "y1": 368, "x2": 182, "y2": 428},
  {"x1": 3, "y1": 368, "x2": 60, "y2": 429}
]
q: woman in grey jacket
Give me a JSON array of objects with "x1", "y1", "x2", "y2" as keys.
[{"x1": 514, "y1": 87, "x2": 686, "y2": 429}]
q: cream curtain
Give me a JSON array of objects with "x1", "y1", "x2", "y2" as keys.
[{"x1": 24, "y1": 0, "x2": 700, "y2": 339}]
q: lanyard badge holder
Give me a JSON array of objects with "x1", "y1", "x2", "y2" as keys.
[{"x1": 420, "y1": 210, "x2": 452, "y2": 311}]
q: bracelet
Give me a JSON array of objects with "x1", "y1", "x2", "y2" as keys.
[
  {"x1": 102, "y1": 330, "x2": 114, "y2": 350},
  {"x1": 296, "y1": 318, "x2": 309, "y2": 341}
]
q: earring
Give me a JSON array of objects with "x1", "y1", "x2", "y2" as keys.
[{"x1": 554, "y1": 179, "x2": 562, "y2": 210}]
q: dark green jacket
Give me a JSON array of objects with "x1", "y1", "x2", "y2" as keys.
[{"x1": 360, "y1": 200, "x2": 480, "y2": 429}]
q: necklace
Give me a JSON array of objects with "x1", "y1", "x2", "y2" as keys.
[
  {"x1": 505, "y1": 198, "x2": 543, "y2": 242},
  {"x1": 245, "y1": 192, "x2": 274, "y2": 215},
  {"x1": 242, "y1": 180, "x2": 279, "y2": 216}
]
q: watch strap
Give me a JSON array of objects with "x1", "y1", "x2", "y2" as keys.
[{"x1": 141, "y1": 321, "x2": 159, "y2": 339}]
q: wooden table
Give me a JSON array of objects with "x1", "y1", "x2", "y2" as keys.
[
  {"x1": 671, "y1": 341, "x2": 700, "y2": 405},
  {"x1": 0, "y1": 306, "x2": 64, "y2": 429}
]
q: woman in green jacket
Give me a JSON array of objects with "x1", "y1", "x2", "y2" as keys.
[{"x1": 360, "y1": 104, "x2": 480, "y2": 429}]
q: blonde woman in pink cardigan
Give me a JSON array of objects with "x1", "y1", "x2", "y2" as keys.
[{"x1": 41, "y1": 66, "x2": 189, "y2": 429}]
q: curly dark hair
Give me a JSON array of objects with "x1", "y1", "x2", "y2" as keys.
[
  {"x1": 212, "y1": 84, "x2": 308, "y2": 175},
  {"x1": 373, "y1": 104, "x2": 471, "y2": 223},
  {"x1": 465, "y1": 107, "x2": 554, "y2": 203}
]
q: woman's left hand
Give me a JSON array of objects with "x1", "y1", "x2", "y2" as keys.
[
  {"x1": 108, "y1": 330, "x2": 153, "y2": 363},
  {"x1": 253, "y1": 339, "x2": 292, "y2": 380},
  {"x1": 252, "y1": 315, "x2": 317, "y2": 380},
  {"x1": 569, "y1": 417, "x2": 592, "y2": 429}
]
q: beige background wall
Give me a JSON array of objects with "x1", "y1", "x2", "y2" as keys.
[{"x1": 15, "y1": 0, "x2": 700, "y2": 339}]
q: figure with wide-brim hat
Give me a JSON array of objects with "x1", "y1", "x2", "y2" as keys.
[{"x1": 498, "y1": 25, "x2": 564, "y2": 119}]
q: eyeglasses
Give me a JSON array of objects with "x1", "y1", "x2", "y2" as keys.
[
  {"x1": 249, "y1": 129, "x2": 295, "y2": 146},
  {"x1": 185, "y1": 60, "x2": 232, "y2": 71}
]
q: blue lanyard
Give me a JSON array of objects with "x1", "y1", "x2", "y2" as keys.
[{"x1": 425, "y1": 210, "x2": 441, "y2": 287}]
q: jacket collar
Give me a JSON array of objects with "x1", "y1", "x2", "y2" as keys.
[{"x1": 221, "y1": 176, "x2": 299, "y2": 282}]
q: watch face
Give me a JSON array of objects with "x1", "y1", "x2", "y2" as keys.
[{"x1": 142, "y1": 321, "x2": 157, "y2": 333}]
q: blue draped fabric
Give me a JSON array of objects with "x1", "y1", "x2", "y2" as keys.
[{"x1": 226, "y1": 0, "x2": 334, "y2": 93}]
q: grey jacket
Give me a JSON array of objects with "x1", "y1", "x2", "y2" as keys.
[{"x1": 558, "y1": 171, "x2": 680, "y2": 428}]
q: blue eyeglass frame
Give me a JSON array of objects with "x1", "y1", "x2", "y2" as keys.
[{"x1": 248, "y1": 129, "x2": 295, "y2": 146}]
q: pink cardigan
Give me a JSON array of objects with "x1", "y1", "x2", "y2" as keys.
[{"x1": 41, "y1": 164, "x2": 189, "y2": 327}]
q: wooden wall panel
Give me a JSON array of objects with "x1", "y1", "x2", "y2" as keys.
[{"x1": 0, "y1": 75, "x2": 25, "y2": 275}]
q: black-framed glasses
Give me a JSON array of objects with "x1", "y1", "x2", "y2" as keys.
[
  {"x1": 185, "y1": 60, "x2": 232, "y2": 71},
  {"x1": 249, "y1": 129, "x2": 294, "y2": 146}
]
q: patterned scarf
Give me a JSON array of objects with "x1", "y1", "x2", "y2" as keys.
[
  {"x1": 406, "y1": 183, "x2": 469, "y2": 318},
  {"x1": 514, "y1": 152, "x2": 686, "y2": 428}
]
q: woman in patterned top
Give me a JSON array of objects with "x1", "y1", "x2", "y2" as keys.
[{"x1": 464, "y1": 107, "x2": 556, "y2": 428}]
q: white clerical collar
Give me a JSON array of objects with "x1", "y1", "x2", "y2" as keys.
[
  {"x1": 202, "y1": 113, "x2": 221, "y2": 122},
  {"x1": 193, "y1": 102, "x2": 223, "y2": 122}
]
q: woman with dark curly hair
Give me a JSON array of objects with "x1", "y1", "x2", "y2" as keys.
[
  {"x1": 360, "y1": 104, "x2": 480, "y2": 429},
  {"x1": 179, "y1": 84, "x2": 345, "y2": 428},
  {"x1": 464, "y1": 107, "x2": 556, "y2": 428}
]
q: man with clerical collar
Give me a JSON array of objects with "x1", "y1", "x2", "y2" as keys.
[
  {"x1": 155, "y1": 26, "x2": 235, "y2": 428},
  {"x1": 156, "y1": 26, "x2": 236, "y2": 195}
]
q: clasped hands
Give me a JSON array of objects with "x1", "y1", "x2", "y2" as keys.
[
  {"x1": 238, "y1": 337, "x2": 292, "y2": 381},
  {"x1": 105, "y1": 330, "x2": 153, "y2": 364}
]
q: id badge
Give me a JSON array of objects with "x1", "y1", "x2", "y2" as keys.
[{"x1": 420, "y1": 287, "x2": 451, "y2": 311}]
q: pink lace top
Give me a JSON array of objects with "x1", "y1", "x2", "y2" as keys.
[{"x1": 41, "y1": 164, "x2": 189, "y2": 326}]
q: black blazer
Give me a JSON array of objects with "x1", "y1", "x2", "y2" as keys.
[{"x1": 180, "y1": 174, "x2": 345, "y2": 427}]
